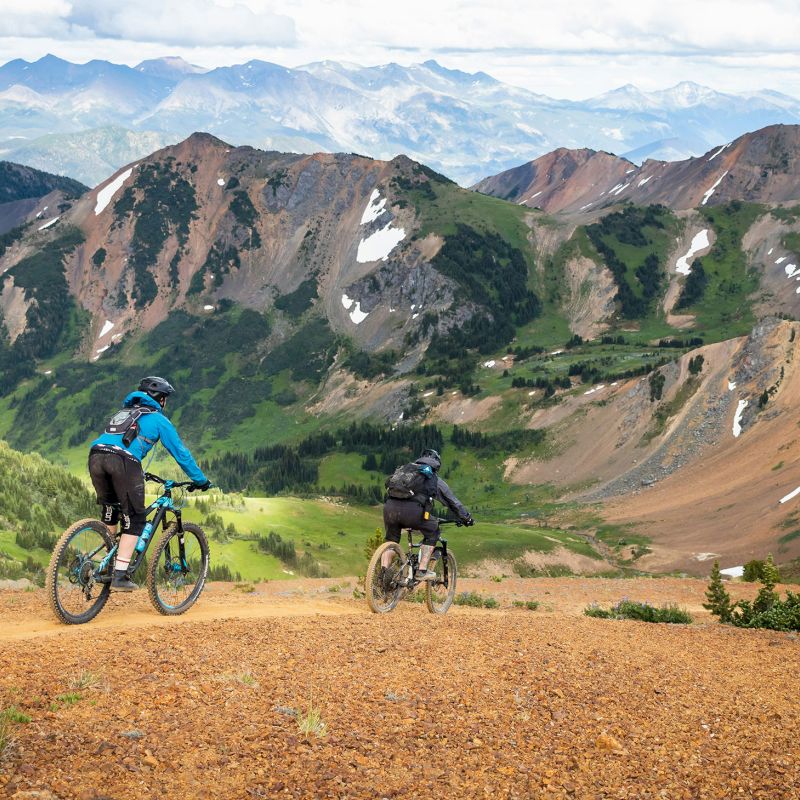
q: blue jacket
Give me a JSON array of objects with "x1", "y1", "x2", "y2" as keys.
[{"x1": 91, "y1": 392, "x2": 208, "y2": 484}]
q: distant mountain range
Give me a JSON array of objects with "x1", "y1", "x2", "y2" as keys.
[{"x1": 1, "y1": 54, "x2": 799, "y2": 187}]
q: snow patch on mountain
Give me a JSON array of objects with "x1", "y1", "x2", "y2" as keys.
[
  {"x1": 98, "y1": 320, "x2": 114, "y2": 338},
  {"x1": 95, "y1": 166, "x2": 134, "y2": 215},
  {"x1": 357, "y1": 223, "x2": 405, "y2": 263},
  {"x1": 780, "y1": 486, "x2": 800, "y2": 504},
  {"x1": 341, "y1": 293, "x2": 368, "y2": 324},
  {"x1": 349, "y1": 302, "x2": 369, "y2": 324},
  {"x1": 708, "y1": 143, "x2": 731, "y2": 161},
  {"x1": 733, "y1": 399, "x2": 748, "y2": 437},
  {"x1": 37, "y1": 216, "x2": 59, "y2": 231},
  {"x1": 701, "y1": 171, "x2": 728, "y2": 205},
  {"x1": 676, "y1": 230, "x2": 710, "y2": 275},
  {"x1": 360, "y1": 189, "x2": 387, "y2": 225}
]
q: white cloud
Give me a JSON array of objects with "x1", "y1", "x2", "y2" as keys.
[{"x1": 67, "y1": 0, "x2": 296, "y2": 47}]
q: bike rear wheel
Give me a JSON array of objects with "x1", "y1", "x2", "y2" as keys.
[
  {"x1": 46, "y1": 519, "x2": 114, "y2": 625},
  {"x1": 147, "y1": 522, "x2": 209, "y2": 616},
  {"x1": 425, "y1": 551, "x2": 457, "y2": 614},
  {"x1": 366, "y1": 541, "x2": 406, "y2": 613}
]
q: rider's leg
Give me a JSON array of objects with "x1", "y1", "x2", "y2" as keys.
[
  {"x1": 381, "y1": 502, "x2": 403, "y2": 567},
  {"x1": 111, "y1": 459, "x2": 146, "y2": 591},
  {"x1": 416, "y1": 521, "x2": 441, "y2": 578},
  {"x1": 114, "y1": 511, "x2": 144, "y2": 574}
]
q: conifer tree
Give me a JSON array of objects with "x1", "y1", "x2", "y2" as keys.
[
  {"x1": 703, "y1": 560, "x2": 732, "y2": 622},
  {"x1": 364, "y1": 528, "x2": 384, "y2": 561},
  {"x1": 754, "y1": 554, "x2": 781, "y2": 613}
]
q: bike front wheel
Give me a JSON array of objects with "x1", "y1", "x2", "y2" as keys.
[
  {"x1": 365, "y1": 541, "x2": 406, "y2": 614},
  {"x1": 425, "y1": 551, "x2": 457, "y2": 614},
  {"x1": 46, "y1": 519, "x2": 114, "y2": 625},
  {"x1": 147, "y1": 522, "x2": 209, "y2": 616}
]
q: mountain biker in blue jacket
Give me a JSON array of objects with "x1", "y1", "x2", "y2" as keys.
[{"x1": 88, "y1": 376, "x2": 210, "y2": 591}]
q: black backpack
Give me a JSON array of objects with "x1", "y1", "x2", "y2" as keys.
[
  {"x1": 385, "y1": 462, "x2": 438, "y2": 504},
  {"x1": 105, "y1": 405, "x2": 156, "y2": 447}
]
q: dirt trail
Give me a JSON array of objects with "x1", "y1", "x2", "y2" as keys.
[{"x1": 0, "y1": 595, "x2": 358, "y2": 642}]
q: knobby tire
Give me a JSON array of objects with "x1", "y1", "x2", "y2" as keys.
[
  {"x1": 147, "y1": 522, "x2": 209, "y2": 616},
  {"x1": 366, "y1": 541, "x2": 405, "y2": 614},
  {"x1": 46, "y1": 519, "x2": 114, "y2": 625}
]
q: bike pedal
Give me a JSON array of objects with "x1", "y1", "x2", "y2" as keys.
[{"x1": 95, "y1": 574, "x2": 112, "y2": 584}]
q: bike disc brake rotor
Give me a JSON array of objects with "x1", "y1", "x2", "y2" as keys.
[{"x1": 163, "y1": 559, "x2": 189, "y2": 589}]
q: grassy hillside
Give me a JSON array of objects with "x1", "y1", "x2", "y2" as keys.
[
  {"x1": 0, "y1": 440, "x2": 95, "y2": 584},
  {"x1": 0, "y1": 435, "x2": 603, "y2": 585},
  {"x1": 176, "y1": 494, "x2": 602, "y2": 581}
]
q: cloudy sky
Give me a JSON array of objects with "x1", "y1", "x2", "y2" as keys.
[{"x1": 2, "y1": 0, "x2": 800, "y2": 99}]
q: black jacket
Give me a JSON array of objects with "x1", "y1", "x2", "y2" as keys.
[{"x1": 416, "y1": 456, "x2": 470, "y2": 520}]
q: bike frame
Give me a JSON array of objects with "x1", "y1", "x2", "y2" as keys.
[
  {"x1": 403, "y1": 519, "x2": 456, "y2": 589},
  {"x1": 90, "y1": 478, "x2": 189, "y2": 580}
]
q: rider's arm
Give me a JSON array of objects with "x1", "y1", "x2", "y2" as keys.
[
  {"x1": 156, "y1": 416, "x2": 208, "y2": 484},
  {"x1": 435, "y1": 477, "x2": 471, "y2": 521}
]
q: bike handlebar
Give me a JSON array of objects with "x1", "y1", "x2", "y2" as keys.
[{"x1": 144, "y1": 473, "x2": 211, "y2": 492}]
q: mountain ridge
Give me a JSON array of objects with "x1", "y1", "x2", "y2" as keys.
[{"x1": 474, "y1": 124, "x2": 800, "y2": 214}]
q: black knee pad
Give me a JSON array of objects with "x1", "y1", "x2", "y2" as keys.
[
  {"x1": 121, "y1": 510, "x2": 147, "y2": 537},
  {"x1": 422, "y1": 532, "x2": 440, "y2": 547},
  {"x1": 384, "y1": 531, "x2": 401, "y2": 544},
  {"x1": 129, "y1": 511, "x2": 147, "y2": 538},
  {"x1": 100, "y1": 504, "x2": 120, "y2": 526}
]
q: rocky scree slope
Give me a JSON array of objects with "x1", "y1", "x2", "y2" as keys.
[{"x1": 510, "y1": 318, "x2": 800, "y2": 573}]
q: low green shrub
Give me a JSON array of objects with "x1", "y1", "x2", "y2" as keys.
[
  {"x1": 513, "y1": 562, "x2": 574, "y2": 578},
  {"x1": 512, "y1": 600, "x2": 540, "y2": 611},
  {"x1": 729, "y1": 593, "x2": 800, "y2": 631},
  {"x1": 454, "y1": 591, "x2": 498, "y2": 609},
  {"x1": 584, "y1": 599, "x2": 692, "y2": 624},
  {"x1": 2, "y1": 706, "x2": 31, "y2": 724}
]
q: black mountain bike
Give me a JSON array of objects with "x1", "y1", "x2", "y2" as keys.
[
  {"x1": 46, "y1": 473, "x2": 210, "y2": 625},
  {"x1": 365, "y1": 520, "x2": 459, "y2": 614}
]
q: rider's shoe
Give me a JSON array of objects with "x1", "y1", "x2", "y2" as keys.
[
  {"x1": 111, "y1": 570, "x2": 138, "y2": 592},
  {"x1": 415, "y1": 569, "x2": 437, "y2": 581}
]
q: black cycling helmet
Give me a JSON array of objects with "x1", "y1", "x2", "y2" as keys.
[
  {"x1": 138, "y1": 376, "x2": 175, "y2": 401},
  {"x1": 418, "y1": 448, "x2": 442, "y2": 471}
]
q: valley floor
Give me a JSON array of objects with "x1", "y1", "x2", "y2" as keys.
[{"x1": 1, "y1": 579, "x2": 798, "y2": 799}]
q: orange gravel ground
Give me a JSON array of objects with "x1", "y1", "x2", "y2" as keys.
[{"x1": 1, "y1": 579, "x2": 799, "y2": 800}]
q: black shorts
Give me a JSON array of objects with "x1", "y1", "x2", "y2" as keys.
[
  {"x1": 383, "y1": 498, "x2": 440, "y2": 546},
  {"x1": 88, "y1": 447, "x2": 146, "y2": 516}
]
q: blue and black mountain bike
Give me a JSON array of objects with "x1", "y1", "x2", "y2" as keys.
[{"x1": 46, "y1": 473, "x2": 210, "y2": 625}]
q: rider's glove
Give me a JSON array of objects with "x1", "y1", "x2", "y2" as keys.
[
  {"x1": 192, "y1": 479, "x2": 212, "y2": 491},
  {"x1": 461, "y1": 514, "x2": 475, "y2": 527}
]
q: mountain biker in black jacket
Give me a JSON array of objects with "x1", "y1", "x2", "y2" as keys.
[{"x1": 382, "y1": 449, "x2": 474, "y2": 580}]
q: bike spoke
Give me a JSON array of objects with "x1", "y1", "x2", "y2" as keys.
[{"x1": 155, "y1": 530, "x2": 203, "y2": 609}]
